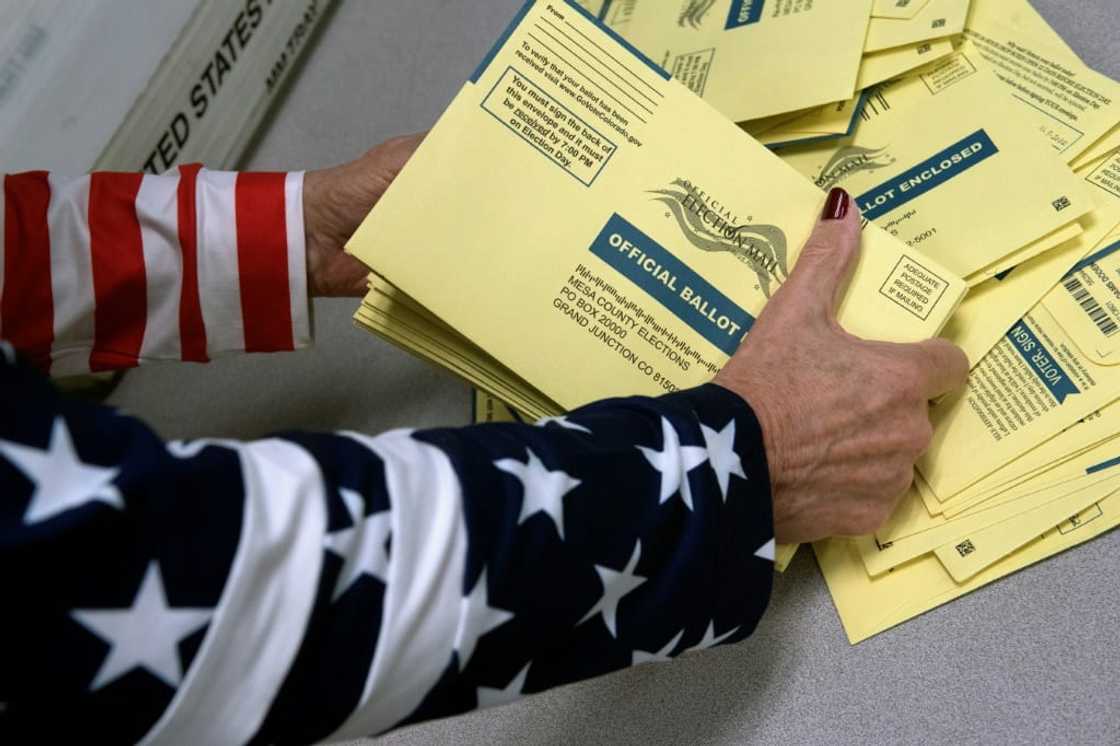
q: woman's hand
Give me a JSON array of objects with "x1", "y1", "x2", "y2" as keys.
[
  {"x1": 302, "y1": 132, "x2": 426, "y2": 297},
  {"x1": 713, "y1": 189, "x2": 969, "y2": 544}
]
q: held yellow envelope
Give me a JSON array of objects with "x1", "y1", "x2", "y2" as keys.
[
  {"x1": 354, "y1": 301, "x2": 556, "y2": 419},
  {"x1": 778, "y1": 64, "x2": 1094, "y2": 281},
  {"x1": 358, "y1": 276, "x2": 560, "y2": 417},
  {"x1": 606, "y1": 0, "x2": 872, "y2": 122},
  {"x1": 864, "y1": 0, "x2": 969, "y2": 54},
  {"x1": 345, "y1": 0, "x2": 965, "y2": 415}
]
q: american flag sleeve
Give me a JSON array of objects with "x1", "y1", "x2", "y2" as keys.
[
  {"x1": 0, "y1": 342, "x2": 775, "y2": 742},
  {"x1": 0, "y1": 168, "x2": 310, "y2": 376}
]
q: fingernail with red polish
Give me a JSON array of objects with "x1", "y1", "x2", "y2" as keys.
[{"x1": 822, "y1": 187, "x2": 850, "y2": 221}]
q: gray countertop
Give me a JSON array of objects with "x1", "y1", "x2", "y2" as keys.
[{"x1": 107, "y1": 2, "x2": 1120, "y2": 743}]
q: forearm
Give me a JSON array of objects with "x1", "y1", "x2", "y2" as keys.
[
  {"x1": 1, "y1": 348, "x2": 774, "y2": 742},
  {"x1": 0, "y1": 167, "x2": 310, "y2": 375},
  {"x1": 327, "y1": 383, "x2": 776, "y2": 736}
]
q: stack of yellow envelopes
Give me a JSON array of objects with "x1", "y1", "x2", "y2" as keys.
[
  {"x1": 779, "y1": 7, "x2": 1120, "y2": 641},
  {"x1": 594, "y1": 0, "x2": 969, "y2": 149},
  {"x1": 346, "y1": 0, "x2": 1120, "y2": 644},
  {"x1": 349, "y1": 0, "x2": 964, "y2": 419}
]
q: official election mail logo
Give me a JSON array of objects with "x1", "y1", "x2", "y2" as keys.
[
  {"x1": 678, "y1": 0, "x2": 715, "y2": 28},
  {"x1": 814, "y1": 145, "x2": 896, "y2": 190},
  {"x1": 650, "y1": 178, "x2": 789, "y2": 298}
]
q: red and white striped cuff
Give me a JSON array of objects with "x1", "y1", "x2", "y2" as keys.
[{"x1": 0, "y1": 167, "x2": 311, "y2": 376}]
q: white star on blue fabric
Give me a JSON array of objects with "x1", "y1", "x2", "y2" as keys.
[
  {"x1": 685, "y1": 622, "x2": 739, "y2": 654},
  {"x1": 1, "y1": 416, "x2": 123, "y2": 524},
  {"x1": 323, "y1": 488, "x2": 392, "y2": 601},
  {"x1": 454, "y1": 569, "x2": 515, "y2": 670},
  {"x1": 638, "y1": 417, "x2": 708, "y2": 511},
  {"x1": 536, "y1": 415, "x2": 592, "y2": 434},
  {"x1": 700, "y1": 420, "x2": 747, "y2": 501},
  {"x1": 580, "y1": 540, "x2": 647, "y2": 638},
  {"x1": 754, "y1": 538, "x2": 776, "y2": 562},
  {"x1": 71, "y1": 561, "x2": 212, "y2": 691},
  {"x1": 494, "y1": 448, "x2": 581, "y2": 539},
  {"x1": 476, "y1": 662, "x2": 531, "y2": 709},
  {"x1": 632, "y1": 629, "x2": 684, "y2": 666}
]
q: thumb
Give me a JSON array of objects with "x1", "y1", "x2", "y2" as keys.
[{"x1": 781, "y1": 188, "x2": 863, "y2": 319}]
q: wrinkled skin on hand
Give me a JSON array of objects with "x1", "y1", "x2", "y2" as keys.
[
  {"x1": 302, "y1": 133, "x2": 426, "y2": 297},
  {"x1": 714, "y1": 190, "x2": 969, "y2": 544}
]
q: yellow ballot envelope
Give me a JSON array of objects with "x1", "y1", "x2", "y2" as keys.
[
  {"x1": 858, "y1": 465, "x2": 1120, "y2": 576},
  {"x1": 929, "y1": 399, "x2": 1120, "y2": 518},
  {"x1": 864, "y1": 0, "x2": 969, "y2": 54},
  {"x1": 778, "y1": 61, "x2": 1094, "y2": 283},
  {"x1": 941, "y1": 151, "x2": 1120, "y2": 367},
  {"x1": 345, "y1": 0, "x2": 965, "y2": 417},
  {"x1": 856, "y1": 38, "x2": 955, "y2": 91},
  {"x1": 755, "y1": 94, "x2": 869, "y2": 149},
  {"x1": 962, "y1": 11, "x2": 1120, "y2": 164},
  {"x1": 816, "y1": 482, "x2": 1120, "y2": 643},
  {"x1": 604, "y1": 0, "x2": 873, "y2": 122},
  {"x1": 966, "y1": 0, "x2": 1080, "y2": 61},
  {"x1": 919, "y1": 300, "x2": 1120, "y2": 503},
  {"x1": 1044, "y1": 162, "x2": 1120, "y2": 360},
  {"x1": 1073, "y1": 136, "x2": 1120, "y2": 174},
  {"x1": 920, "y1": 167, "x2": 1120, "y2": 505},
  {"x1": 872, "y1": 0, "x2": 933, "y2": 21},
  {"x1": 933, "y1": 445, "x2": 1120, "y2": 581},
  {"x1": 340, "y1": 0, "x2": 1120, "y2": 647}
]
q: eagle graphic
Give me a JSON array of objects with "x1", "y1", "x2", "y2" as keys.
[
  {"x1": 678, "y1": 0, "x2": 716, "y2": 28},
  {"x1": 650, "y1": 179, "x2": 788, "y2": 299},
  {"x1": 815, "y1": 145, "x2": 895, "y2": 190}
]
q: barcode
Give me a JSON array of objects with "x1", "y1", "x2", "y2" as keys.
[{"x1": 1063, "y1": 275, "x2": 1119, "y2": 337}]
